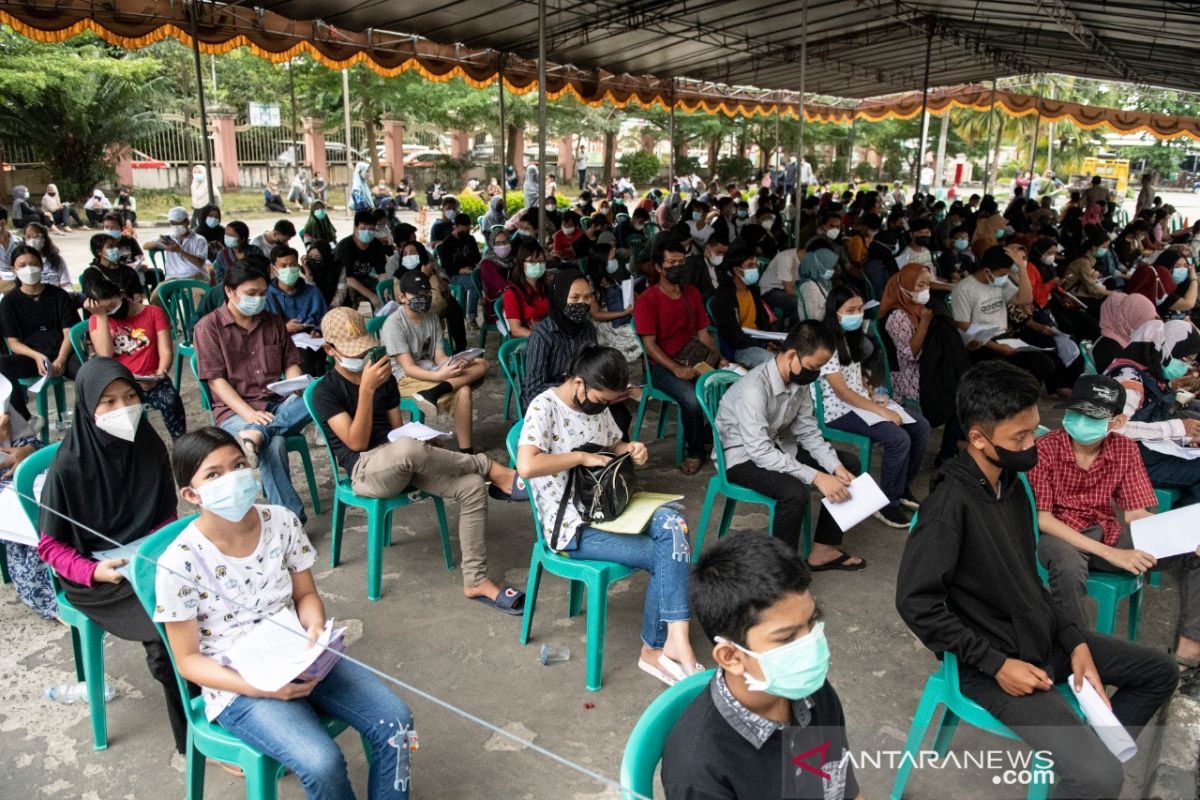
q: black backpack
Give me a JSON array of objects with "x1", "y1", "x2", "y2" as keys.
[{"x1": 551, "y1": 444, "x2": 637, "y2": 551}]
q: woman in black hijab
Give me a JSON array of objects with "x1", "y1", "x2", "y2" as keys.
[{"x1": 36, "y1": 357, "x2": 187, "y2": 753}]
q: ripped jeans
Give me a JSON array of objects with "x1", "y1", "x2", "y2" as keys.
[
  {"x1": 573, "y1": 507, "x2": 691, "y2": 649},
  {"x1": 217, "y1": 657, "x2": 413, "y2": 799}
]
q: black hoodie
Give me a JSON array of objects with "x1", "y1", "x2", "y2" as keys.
[{"x1": 895, "y1": 452, "x2": 1085, "y2": 678}]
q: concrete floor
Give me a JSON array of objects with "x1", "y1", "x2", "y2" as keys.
[{"x1": 1, "y1": 204, "x2": 1197, "y2": 799}]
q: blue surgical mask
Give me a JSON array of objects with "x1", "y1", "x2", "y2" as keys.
[
  {"x1": 104, "y1": 247, "x2": 121, "y2": 263},
  {"x1": 606, "y1": 259, "x2": 619, "y2": 275},
  {"x1": 718, "y1": 622, "x2": 830, "y2": 700},
  {"x1": 991, "y1": 273, "x2": 1010, "y2": 287},
  {"x1": 357, "y1": 229, "x2": 376, "y2": 244},
  {"x1": 236, "y1": 293, "x2": 266, "y2": 316},
  {"x1": 401, "y1": 254, "x2": 421, "y2": 270},
  {"x1": 995, "y1": 227, "x2": 1005, "y2": 239},
  {"x1": 104, "y1": 229, "x2": 121, "y2": 239},
  {"x1": 954, "y1": 239, "x2": 969, "y2": 251},
  {"x1": 197, "y1": 468, "x2": 260, "y2": 522},
  {"x1": 1062, "y1": 411, "x2": 1110, "y2": 445},
  {"x1": 821, "y1": 269, "x2": 835, "y2": 281},
  {"x1": 1164, "y1": 358, "x2": 1189, "y2": 380},
  {"x1": 838, "y1": 312, "x2": 864, "y2": 331},
  {"x1": 1172, "y1": 266, "x2": 1189, "y2": 284},
  {"x1": 205, "y1": 216, "x2": 221, "y2": 229},
  {"x1": 224, "y1": 234, "x2": 240, "y2": 249},
  {"x1": 741, "y1": 267, "x2": 760, "y2": 286},
  {"x1": 692, "y1": 211, "x2": 703, "y2": 222},
  {"x1": 525, "y1": 261, "x2": 547, "y2": 280}
]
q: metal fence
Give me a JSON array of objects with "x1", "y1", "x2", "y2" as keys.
[
  {"x1": 0, "y1": 138, "x2": 41, "y2": 168},
  {"x1": 235, "y1": 121, "x2": 299, "y2": 166},
  {"x1": 133, "y1": 113, "x2": 207, "y2": 166}
]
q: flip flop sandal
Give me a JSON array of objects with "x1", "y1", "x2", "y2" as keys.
[
  {"x1": 470, "y1": 584, "x2": 525, "y2": 616},
  {"x1": 237, "y1": 432, "x2": 260, "y2": 469},
  {"x1": 657, "y1": 654, "x2": 705, "y2": 683},
  {"x1": 638, "y1": 658, "x2": 678, "y2": 687},
  {"x1": 680, "y1": 457, "x2": 703, "y2": 475},
  {"x1": 210, "y1": 760, "x2": 244, "y2": 778},
  {"x1": 487, "y1": 474, "x2": 528, "y2": 502},
  {"x1": 809, "y1": 552, "x2": 867, "y2": 572}
]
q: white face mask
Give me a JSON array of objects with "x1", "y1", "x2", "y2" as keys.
[
  {"x1": 824, "y1": 227, "x2": 840, "y2": 240},
  {"x1": 27, "y1": 237, "x2": 44, "y2": 252},
  {"x1": 562, "y1": 226, "x2": 576, "y2": 235},
  {"x1": 908, "y1": 288, "x2": 931, "y2": 305},
  {"x1": 1041, "y1": 254, "x2": 1056, "y2": 267},
  {"x1": 16, "y1": 266, "x2": 41, "y2": 285},
  {"x1": 94, "y1": 403, "x2": 143, "y2": 442},
  {"x1": 708, "y1": 253, "x2": 724, "y2": 267},
  {"x1": 173, "y1": 225, "x2": 188, "y2": 238}
]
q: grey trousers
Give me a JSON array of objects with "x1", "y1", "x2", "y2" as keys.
[{"x1": 1039, "y1": 530, "x2": 1200, "y2": 641}]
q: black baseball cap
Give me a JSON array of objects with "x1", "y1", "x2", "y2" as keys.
[
  {"x1": 1055, "y1": 375, "x2": 1126, "y2": 419},
  {"x1": 398, "y1": 270, "x2": 431, "y2": 295}
]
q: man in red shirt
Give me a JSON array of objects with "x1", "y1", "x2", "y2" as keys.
[
  {"x1": 633, "y1": 236, "x2": 722, "y2": 474},
  {"x1": 1031, "y1": 374, "x2": 1200, "y2": 669}
]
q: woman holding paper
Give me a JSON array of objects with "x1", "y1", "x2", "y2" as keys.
[
  {"x1": 819, "y1": 284, "x2": 930, "y2": 529},
  {"x1": 156, "y1": 427, "x2": 415, "y2": 797},
  {"x1": 36, "y1": 358, "x2": 189, "y2": 754}
]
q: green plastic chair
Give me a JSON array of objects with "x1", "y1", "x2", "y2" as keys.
[
  {"x1": 365, "y1": 315, "x2": 387, "y2": 337},
  {"x1": 449, "y1": 283, "x2": 467, "y2": 311},
  {"x1": 20, "y1": 372, "x2": 66, "y2": 444},
  {"x1": 68, "y1": 320, "x2": 90, "y2": 364},
  {"x1": 188, "y1": 355, "x2": 322, "y2": 517},
  {"x1": 155, "y1": 279, "x2": 209, "y2": 390},
  {"x1": 14, "y1": 442, "x2": 111, "y2": 750},
  {"x1": 505, "y1": 423, "x2": 636, "y2": 691},
  {"x1": 1145, "y1": 488, "x2": 1180, "y2": 589},
  {"x1": 376, "y1": 277, "x2": 395, "y2": 304},
  {"x1": 498, "y1": 337, "x2": 527, "y2": 421},
  {"x1": 892, "y1": 491, "x2": 1083, "y2": 800},
  {"x1": 631, "y1": 333, "x2": 685, "y2": 466},
  {"x1": 470, "y1": 269, "x2": 499, "y2": 348},
  {"x1": 127, "y1": 516, "x2": 371, "y2": 798},
  {"x1": 303, "y1": 379, "x2": 452, "y2": 601},
  {"x1": 810, "y1": 381, "x2": 871, "y2": 475},
  {"x1": 1080, "y1": 340, "x2": 1097, "y2": 375},
  {"x1": 619, "y1": 669, "x2": 715, "y2": 798},
  {"x1": 0, "y1": 541, "x2": 8, "y2": 583},
  {"x1": 692, "y1": 370, "x2": 811, "y2": 560}
]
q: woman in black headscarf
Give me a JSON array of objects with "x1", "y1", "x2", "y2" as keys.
[
  {"x1": 521, "y1": 269, "x2": 597, "y2": 411},
  {"x1": 35, "y1": 357, "x2": 187, "y2": 754}
]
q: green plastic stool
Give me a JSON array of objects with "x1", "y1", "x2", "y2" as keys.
[
  {"x1": 1087, "y1": 571, "x2": 1144, "y2": 640},
  {"x1": 155, "y1": 279, "x2": 209, "y2": 391},
  {"x1": 498, "y1": 337, "x2": 527, "y2": 422},
  {"x1": 15, "y1": 443, "x2": 111, "y2": 750},
  {"x1": 304, "y1": 381, "x2": 452, "y2": 601},
  {"x1": 631, "y1": 333, "x2": 685, "y2": 466},
  {"x1": 812, "y1": 381, "x2": 872, "y2": 474},
  {"x1": 19, "y1": 373, "x2": 67, "y2": 443},
  {"x1": 190, "y1": 356, "x2": 322, "y2": 517},
  {"x1": 692, "y1": 370, "x2": 811, "y2": 559},
  {"x1": 506, "y1": 423, "x2": 636, "y2": 691},
  {"x1": 128, "y1": 516, "x2": 372, "y2": 799},
  {"x1": 376, "y1": 277, "x2": 395, "y2": 304},
  {"x1": 1146, "y1": 488, "x2": 1181, "y2": 589},
  {"x1": 68, "y1": 320, "x2": 90, "y2": 364},
  {"x1": 619, "y1": 669, "x2": 714, "y2": 798}
]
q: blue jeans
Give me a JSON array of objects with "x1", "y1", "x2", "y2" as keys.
[
  {"x1": 573, "y1": 507, "x2": 690, "y2": 649},
  {"x1": 733, "y1": 346, "x2": 773, "y2": 367},
  {"x1": 218, "y1": 657, "x2": 413, "y2": 800},
  {"x1": 1139, "y1": 444, "x2": 1200, "y2": 507},
  {"x1": 449, "y1": 273, "x2": 477, "y2": 317},
  {"x1": 649, "y1": 364, "x2": 708, "y2": 459},
  {"x1": 828, "y1": 408, "x2": 930, "y2": 505},
  {"x1": 219, "y1": 393, "x2": 311, "y2": 523}
]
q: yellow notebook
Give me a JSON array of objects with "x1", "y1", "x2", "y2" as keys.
[{"x1": 590, "y1": 492, "x2": 685, "y2": 534}]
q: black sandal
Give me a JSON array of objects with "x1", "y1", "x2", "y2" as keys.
[
  {"x1": 809, "y1": 552, "x2": 867, "y2": 572},
  {"x1": 470, "y1": 584, "x2": 526, "y2": 616}
]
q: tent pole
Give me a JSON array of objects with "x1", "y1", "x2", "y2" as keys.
[
  {"x1": 537, "y1": 0, "x2": 547, "y2": 242},
  {"x1": 498, "y1": 55, "x2": 507, "y2": 205},
  {"x1": 188, "y1": 1, "x2": 215, "y2": 205},
  {"x1": 342, "y1": 69, "x2": 353, "y2": 213},
  {"x1": 1028, "y1": 79, "x2": 1041, "y2": 184},
  {"x1": 982, "y1": 67, "x2": 998, "y2": 195},
  {"x1": 773, "y1": 96, "x2": 781, "y2": 186},
  {"x1": 794, "y1": 0, "x2": 807, "y2": 249},
  {"x1": 1046, "y1": 82, "x2": 1056, "y2": 173},
  {"x1": 668, "y1": 81, "x2": 676, "y2": 189},
  {"x1": 914, "y1": 17, "x2": 933, "y2": 191}
]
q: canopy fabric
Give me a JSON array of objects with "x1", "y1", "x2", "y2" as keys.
[{"x1": 4, "y1": 0, "x2": 1200, "y2": 141}]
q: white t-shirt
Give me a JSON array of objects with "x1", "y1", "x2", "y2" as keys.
[
  {"x1": 950, "y1": 274, "x2": 1017, "y2": 332},
  {"x1": 521, "y1": 389, "x2": 622, "y2": 551},
  {"x1": 687, "y1": 220, "x2": 713, "y2": 249},
  {"x1": 160, "y1": 233, "x2": 209, "y2": 279},
  {"x1": 817, "y1": 349, "x2": 869, "y2": 424},
  {"x1": 381, "y1": 309, "x2": 444, "y2": 380},
  {"x1": 153, "y1": 505, "x2": 317, "y2": 721},
  {"x1": 760, "y1": 249, "x2": 800, "y2": 294}
]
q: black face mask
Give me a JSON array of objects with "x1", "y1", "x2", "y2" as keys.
[
  {"x1": 563, "y1": 302, "x2": 591, "y2": 323},
  {"x1": 983, "y1": 437, "x2": 1039, "y2": 472},
  {"x1": 407, "y1": 295, "x2": 432, "y2": 314},
  {"x1": 109, "y1": 300, "x2": 129, "y2": 320},
  {"x1": 664, "y1": 265, "x2": 688, "y2": 285},
  {"x1": 790, "y1": 366, "x2": 821, "y2": 387},
  {"x1": 914, "y1": 236, "x2": 932, "y2": 247},
  {"x1": 575, "y1": 386, "x2": 609, "y2": 415}
]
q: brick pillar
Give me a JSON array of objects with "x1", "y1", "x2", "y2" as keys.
[
  {"x1": 450, "y1": 129, "x2": 470, "y2": 159},
  {"x1": 512, "y1": 128, "x2": 525, "y2": 173},
  {"x1": 381, "y1": 118, "x2": 405, "y2": 182},
  {"x1": 303, "y1": 117, "x2": 327, "y2": 182},
  {"x1": 209, "y1": 112, "x2": 239, "y2": 189},
  {"x1": 557, "y1": 136, "x2": 575, "y2": 177}
]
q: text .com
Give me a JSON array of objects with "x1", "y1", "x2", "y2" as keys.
[{"x1": 849, "y1": 749, "x2": 1055, "y2": 784}]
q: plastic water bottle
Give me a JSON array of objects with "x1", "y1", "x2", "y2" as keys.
[{"x1": 44, "y1": 681, "x2": 116, "y2": 704}]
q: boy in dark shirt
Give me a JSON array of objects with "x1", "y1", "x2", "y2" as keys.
[
  {"x1": 312, "y1": 306, "x2": 526, "y2": 611},
  {"x1": 896, "y1": 361, "x2": 1177, "y2": 798},
  {"x1": 662, "y1": 533, "x2": 861, "y2": 800},
  {"x1": 334, "y1": 211, "x2": 388, "y2": 308}
]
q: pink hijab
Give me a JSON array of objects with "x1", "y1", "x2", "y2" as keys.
[
  {"x1": 1082, "y1": 203, "x2": 1102, "y2": 226},
  {"x1": 1098, "y1": 292, "x2": 1157, "y2": 348}
]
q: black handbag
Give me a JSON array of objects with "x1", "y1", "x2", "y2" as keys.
[{"x1": 550, "y1": 444, "x2": 638, "y2": 551}]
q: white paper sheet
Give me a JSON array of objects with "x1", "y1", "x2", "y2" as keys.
[
  {"x1": 388, "y1": 422, "x2": 451, "y2": 443},
  {"x1": 91, "y1": 534, "x2": 148, "y2": 579},
  {"x1": 960, "y1": 324, "x2": 1001, "y2": 346},
  {"x1": 267, "y1": 374, "x2": 315, "y2": 396},
  {"x1": 133, "y1": 374, "x2": 164, "y2": 383},
  {"x1": 1140, "y1": 440, "x2": 1200, "y2": 460},
  {"x1": 219, "y1": 608, "x2": 336, "y2": 692},
  {"x1": 1131, "y1": 504, "x2": 1200, "y2": 559},
  {"x1": 25, "y1": 373, "x2": 48, "y2": 396},
  {"x1": 741, "y1": 327, "x2": 787, "y2": 342},
  {"x1": 374, "y1": 300, "x2": 399, "y2": 318},
  {"x1": 1070, "y1": 679, "x2": 1138, "y2": 762},
  {"x1": 620, "y1": 278, "x2": 634, "y2": 309},
  {"x1": 820, "y1": 473, "x2": 889, "y2": 531},
  {"x1": 850, "y1": 401, "x2": 916, "y2": 427},
  {"x1": 862, "y1": 300, "x2": 880, "y2": 311},
  {"x1": 0, "y1": 473, "x2": 44, "y2": 547},
  {"x1": 437, "y1": 347, "x2": 485, "y2": 367},
  {"x1": 994, "y1": 338, "x2": 1053, "y2": 352},
  {"x1": 292, "y1": 333, "x2": 326, "y2": 351}
]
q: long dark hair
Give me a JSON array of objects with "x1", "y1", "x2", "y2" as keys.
[{"x1": 822, "y1": 283, "x2": 868, "y2": 365}]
